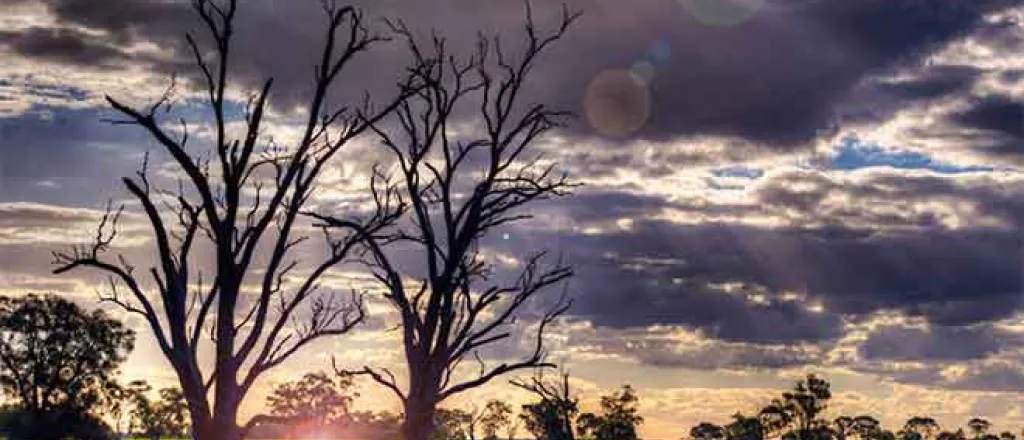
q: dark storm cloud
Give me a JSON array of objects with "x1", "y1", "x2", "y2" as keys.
[
  {"x1": 0, "y1": 106, "x2": 152, "y2": 206},
  {"x1": 486, "y1": 168, "x2": 1024, "y2": 348},
  {"x1": 0, "y1": 27, "x2": 128, "y2": 66},
  {"x1": 840, "y1": 64, "x2": 982, "y2": 126},
  {"x1": 13, "y1": 0, "x2": 1023, "y2": 147},
  {"x1": 858, "y1": 324, "x2": 1011, "y2": 362},
  {"x1": 560, "y1": 221, "x2": 1020, "y2": 332},
  {"x1": 638, "y1": 343, "x2": 818, "y2": 370},
  {"x1": 874, "y1": 66, "x2": 982, "y2": 102},
  {"x1": 947, "y1": 95, "x2": 1024, "y2": 155}
]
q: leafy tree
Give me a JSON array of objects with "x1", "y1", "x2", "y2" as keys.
[
  {"x1": 480, "y1": 400, "x2": 515, "y2": 440},
  {"x1": 155, "y1": 387, "x2": 190, "y2": 438},
  {"x1": 937, "y1": 430, "x2": 967, "y2": 440},
  {"x1": 347, "y1": 410, "x2": 404, "y2": 440},
  {"x1": 968, "y1": 419, "x2": 992, "y2": 440},
  {"x1": 835, "y1": 416, "x2": 855, "y2": 440},
  {"x1": 689, "y1": 376, "x2": 1024, "y2": 440},
  {"x1": 319, "y1": 5, "x2": 578, "y2": 440},
  {"x1": 724, "y1": 413, "x2": 764, "y2": 440},
  {"x1": 576, "y1": 385, "x2": 644, "y2": 440},
  {"x1": 267, "y1": 371, "x2": 357, "y2": 427},
  {"x1": 125, "y1": 380, "x2": 190, "y2": 440},
  {"x1": 904, "y1": 417, "x2": 941, "y2": 440},
  {"x1": 758, "y1": 404, "x2": 794, "y2": 438},
  {"x1": 50, "y1": 0, "x2": 415, "y2": 438},
  {"x1": 0, "y1": 294, "x2": 133, "y2": 440},
  {"x1": 514, "y1": 372, "x2": 579, "y2": 440},
  {"x1": 125, "y1": 380, "x2": 155, "y2": 435},
  {"x1": 757, "y1": 374, "x2": 831, "y2": 440},
  {"x1": 852, "y1": 415, "x2": 882, "y2": 439},
  {"x1": 434, "y1": 408, "x2": 476, "y2": 440},
  {"x1": 849, "y1": 415, "x2": 897, "y2": 440},
  {"x1": 691, "y1": 422, "x2": 726, "y2": 440}
]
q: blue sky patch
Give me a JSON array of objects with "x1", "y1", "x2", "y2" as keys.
[
  {"x1": 711, "y1": 166, "x2": 765, "y2": 179},
  {"x1": 828, "y1": 137, "x2": 993, "y2": 174}
]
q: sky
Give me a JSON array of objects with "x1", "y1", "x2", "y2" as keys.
[{"x1": 2, "y1": 0, "x2": 1024, "y2": 438}]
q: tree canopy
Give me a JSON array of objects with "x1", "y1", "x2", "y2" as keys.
[{"x1": 0, "y1": 294, "x2": 134, "y2": 440}]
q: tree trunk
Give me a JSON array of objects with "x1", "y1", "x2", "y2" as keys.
[
  {"x1": 193, "y1": 422, "x2": 244, "y2": 440},
  {"x1": 403, "y1": 392, "x2": 438, "y2": 440}
]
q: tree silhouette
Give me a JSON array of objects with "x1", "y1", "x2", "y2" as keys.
[
  {"x1": 904, "y1": 417, "x2": 941, "y2": 440},
  {"x1": 433, "y1": 408, "x2": 476, "y2": 440},
  {"x1": 126, "y1": 381, "x2": 190, "y2": 440},
  {"x1": 834, "y1": 416, "x2": 855, "y2": 440},
  {"x1": 729, "y1": 413, "x2": 766, "y2": 440},
  {"x1": 51, "y1": 0, "x2": 416, "y2": 439},
  {"x1": 688, "y1": 376, "x2": 1024, "y2": 440},
  {"x1": 514, "y1": 372, "x2": 579, "y2": 440},
  {"x1": 266, "y1": 371, "x2": 357, "y2": 437},
  {"x1": 346, "y1": 410, "x2": 404, "y2": 440},
  {"x1": 969, "y1": 419, "x2": 993, "y2": 440},
  {"x1": 937, "y1": 429, "x2": 967, "y2": 440},
  {"x1": 691, "y1": 422, "x2": 727, "y2": 440},
  {"x1": 267, "y1": 371, "x2": 356, "y2": 423},
  {"x1": 316, "y1": 5, "x2": 578, "y2": 440},
  {"x1": 0, "y1": 294, "x2": 134, "y2": 440},
  {"x1": 850, "y1": 415, "x2": 894, "y2": 440},
  {"x1": 756, "y1": 374, "x2": 832, "y2": 440},
  {"x1": 479, "y1": 400, "x2": 515, "y2": 440},
  {"x1": 576, "y1": 385, "x2": 643, "y2": 440}
]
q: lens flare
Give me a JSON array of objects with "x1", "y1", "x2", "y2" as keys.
[
  {"x1": 630, "y1": 60, "x2": 657, "y2": 86},
  {"x1": 584, "y1": 69, "x2": 651, "y2": 137},
  {"x1": 678, "y1": 0, "x2": 766, "y2": 27}
]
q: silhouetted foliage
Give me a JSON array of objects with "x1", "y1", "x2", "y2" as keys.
[
  {"x1": 725, "y1": 413, "x2": 764, "y2": 440},
  {"x1": 576, "y1": 385, "x2": 643, "y2": 440},
  {"x1": 688, "y1": 376, "x2": 1022, "y2": 440},
  {"x1": 904, "y1": 417, "x2": 941, "y2": 440},
  {"x1": 514, "y1": 372, "x2": 580, "y2": 440},
  {"x1": 512, "y1": 372, "x2": 642, "y2": 440},
  {"x1": 428, "y1": 400, "x2": 518, "y2": 440},
  {"x1": 765, "y1": 374, "x2": 832, "y2": 440},
  {"x1": 266, "y1": 370, "x2": 357, "y2": 431},
  {"x1": 347, "y1": 410, "x2": 404, "y2": 440},
  {"x1": 0, "y1": 294, "x2": 133, "y2": 440},
  {"x1": 691, "y1": 422, "x2": 726, "y2": 440},
  {"x1": 480, "y1": 400, "x2": 517, "y2": 440},
  {"x1": 124, "y1": 380, "x2": 190, "y2": 440},
  {"x1": 434, "y1": 408, "x2": 475, "y2": 440}
]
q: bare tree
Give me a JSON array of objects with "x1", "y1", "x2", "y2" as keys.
[
  {"x1": 314, "y1": 5, "x2": 578, "y2": 440},
  {"x1": 52, "y1": 1, "x2": 416, "y2": 439}
]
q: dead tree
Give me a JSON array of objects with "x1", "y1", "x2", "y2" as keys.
[
  {"x1": 51, "y1": 1, "x2": 415, "y2": 439},
  {"x1": 313, "y1": 5, "x2": 578, "y2": 440}
]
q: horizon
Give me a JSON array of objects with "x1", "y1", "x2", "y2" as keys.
[{"x1": 2, "y1": 0, "x2": 1024, "y2": 439}]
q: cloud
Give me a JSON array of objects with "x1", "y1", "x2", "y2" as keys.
[
  {"x1": 947, "y1": 95, "x2": 1024, "y2": 155},
  {"x1": 3, "y1": 0, "x2": 1019, "y2": 147},
  {"x1": 858, "y1": 323, "x2": 1013, "y2": 362},
  {"x1": 0, "y1": 26, "x2": 134, "y2": 67}
]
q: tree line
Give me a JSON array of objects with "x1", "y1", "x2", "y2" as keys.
[
  {"x1": 685, "y1": 374, "x2": 1023, "y2": 440},
  {"x1": 0, "y1": 294, "x2": 1019, "y2": 440}
]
